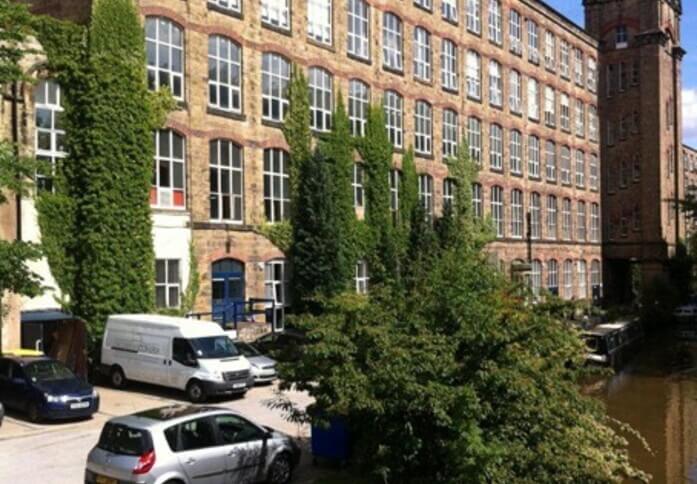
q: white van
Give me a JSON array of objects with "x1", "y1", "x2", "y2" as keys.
[{"x1": 101, "y1": 314, "x2": 253, "y2": 402}]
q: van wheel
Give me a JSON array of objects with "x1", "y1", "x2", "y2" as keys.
[
  {"x1": 267, "y1": 453, "x2": 292, "y2": 484},
  {"x1": 186, "y1": 380, "x2": 206, "y2": 403},
  {"x1": 110, "y1": 366, "x2": 126, "y2": 389}
]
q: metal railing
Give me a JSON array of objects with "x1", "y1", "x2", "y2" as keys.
[{"x1": 186, "y1": 298, "x2": 279, "y2": 333}]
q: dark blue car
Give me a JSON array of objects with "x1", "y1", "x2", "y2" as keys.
[{"x1": 0, "y1": 355, "x2": 99, "y2": 423}]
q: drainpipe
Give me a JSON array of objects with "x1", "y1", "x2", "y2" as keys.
[
  {"x1": 10, "y1": 82, "x2": 22, "y2": 242},
  {"x1": 673, "y1": 46, "x2": 685, "y2": 248}
]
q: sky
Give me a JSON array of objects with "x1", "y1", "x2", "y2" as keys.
[{"x1": 546, "y1": 1, "x2": 697, "y2": 147}]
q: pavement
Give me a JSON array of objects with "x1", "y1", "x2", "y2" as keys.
[{"x1": 0, "y1": 381, "x2": 326, "y2": 483}]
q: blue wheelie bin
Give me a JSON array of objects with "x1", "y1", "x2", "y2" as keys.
[{"x1": 311, "y1": 416, "x2": 349, "y2": 465}]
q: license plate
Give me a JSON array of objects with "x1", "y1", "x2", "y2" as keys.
[
  {"x1": 96, "y1": 475, "x2": 117, "y2": 484},
  {"x1": 70, "y1": 401, "x2": 89, "y2": 409},
  {"x1": 233, "y1": 382, "x2": 246, "y2": 389}
]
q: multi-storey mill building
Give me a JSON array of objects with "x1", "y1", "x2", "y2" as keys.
[{"x1": 10, "y1": 0, "x2": 686, "y2": 335}]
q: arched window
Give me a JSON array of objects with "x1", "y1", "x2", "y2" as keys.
[
  {"x1": 209, "y1": 140, "x2": 243, "y2": 222},
  {"x1": 145, "y1": 17, "x2": 184, "y2": 99},
  {"x1": 263, "y1": 148, "x2": 290, "y2": 222},
  {"x1": 208, "y1": 36, "x2": 242, "y2": 113},
  {"x1": 577, "y1": 260, "x2": 588, "y2": 299},
  {"x1": 563, "y1": 259, "x2": 574, "y2": 299},
  {"x1": 261, "y1": 53, "x2": 290, "y2": 122},
  {"x1": 383, "y1": 13, "x2": 403, "y2": 71},
  {"x1": 383, "y1": 90, "x2": 403, "y2": 148},
  {"x1": 419, "y1": 174, "x2": 434, "y2": 218},
  {"x1": 413, "y1": 26, "x2": 432, "y2": 81},
  {"x1": 531, "y1": 260, "x2": 542, "y2": 296},
  {"x1": 414, "y1": 100, "x2": 432, "y2": 155},
  {"x1": 34, "y1": 80, "x2": 65, "y2": 192},
  {"x1": 309, "y1": 67, "x2": 333, "y2": 132},
  {"x1": 547, "y1": 260, "x2": 559, "y2": 295},
  {"x1": 490, "y1": 185, "x2": 504, "y2": 238},
  {"x1": 348, "y1": 79, "x2": 370, "y2": 136}
]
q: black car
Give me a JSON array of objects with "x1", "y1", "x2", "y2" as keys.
[
  {"x1": 253, "y1": 329, "x2": 307, "y2": 362},
  {"x1": 0, "y1": 355, "x2": 99, "y2": 422}
]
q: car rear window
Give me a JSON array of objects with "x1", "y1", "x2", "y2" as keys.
[{"x1": 98, "y1": 423, "x2": 152, "y2": 456}]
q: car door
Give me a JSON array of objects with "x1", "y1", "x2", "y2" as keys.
[
  {"x1": 9, "y1": 364, "x2": 33, "y2": 412},
  {"x1": 170, "y1": 416, "x2": 227, "y2": 484},
  {"x1": 213, "y1": 414, "x2": 266, "y2": 483},
  {"x1": 0, "y1": 359, "x2": 15, "y2": 408}
]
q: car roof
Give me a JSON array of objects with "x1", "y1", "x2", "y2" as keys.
[
  {"x1": 107, "y1": 405, "x2": 243, "y2": 429},
  {"x1": 0, "y1": 355, "x2": 51, "y2": 365},
  {"x1": 108, "y1": 314, "x2": 224, "y2": 338}
]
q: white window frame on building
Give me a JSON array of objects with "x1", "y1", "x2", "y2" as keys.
[
  {"x1": 575, "y1": 150, "x2": 585, "y2": 188},
  {"x1": 590, "y1": 203, "x2": 600, "y2": 242},
  {"x1": 208, "y1": 35, "x2": 242, "y2": 114},
  {"x1": 34, "y1": 80, "x2": 65, "y2": 192},
  {"x1": 589, "y1": 153, "x2": 599, "y2": 190},
  {"x1": 442, "y1": 0, "x2": 457, "y2": 23},
  {"x1": 510, "y1": 129, "x2": 522, "y2": 175},
  {"x1": 443, "y1": 178, "x2": 456, "y2": 210},
  {"x1": 489, "y1": 123, "x2": 503, "y2": 171},
  {"x1": 265, "y1": 259, "x2": 290, "y2": 323},
  {"x1": 261, "y1": 0, "x2": 290, "y2": 30},
  {"x1": 146, "y1": 17, "x2": 184, "y2": 100},
  {"x1": 466, "y1": 50, "x2": 482, "y2": 100},
  {"x1": 527, "y1": 77, "x2": 540, "y2": 121},
  {"x1": 414, "y1": 0, "x2": 432, "y2": 10},
  {"x1": 509, "y1": 9, "x2": 522, "y2": 54},
  {"x1": 530, "y1": 192, "x2": 541, "y2": 239},
  {"x1": 616, "y1": 25, "x2": 628, "y2": 48},
  {"x1": 563, "y1": 259, "x2": 574, "y2": 299},
  {"x1": 472, "y1": 183, "x2": 483, "y2": 218},
  {"x1": 419, "y1": 174, "x2": 434, "y2": 218},
  {"x1": 574, "y1": 48, "x2": 584, "y2": 86},
  {"x1": 442, "y1": 109, "x2": 459, "y2": 159},
  {"x1": 528, "y1": 135, "x2": 540, "y2": 178},
  {"x1": 347, "y1": 0, "x2": 370, "y2": 60},
  {"x1": 577, "y1": 201, "x2": 587, "y2": 241},
  {"x1": 152, "y1": 129, "x2": 186, "y2": 209},
  {"x1": 466, "y1": 0, "x2": 481, "y2": 35},
  {"x1": 348, "y1": 79, "x2": 370, "y2": 137},
  {"x1": 489, "y1": 60, "x2": 503, "y2": 107},
  {"x1": 491, "y1": 185, "x2": 504, "y2": 238},
  {"x1": 156, "y1": 259, "x2": 181, "y2": 309},
  {"x1": 545, "y1": 140, "x2": 556, "y2": 182},
  {"x1": 577, "y1": 260, "x2": 588, "y2": 299},
  {"x1": 488, "y1": 0, "x2": 502, "y2": 45},
  {"x1": 544, "y1": 86, "x2": 556, "y2": 127},
  {"x1": 527, "y1": 19, "x2": 539, "y2": 63},
  {"x1": 544, "y1": 31, "x2": 556, "y2": 71},
  {"x1": 587, "y1": 57, "x2": 598, "y2": 92},
  {"x1": 547, "y1": 195, "x2": 557, "y2": 240},
  {"x1": 531, "y1": 260, "x2": 542, "y2": 296},
  {"x1": 355, "y1": 260, "x2": 369, "y2": 294},
  {"x1": 576, "y1": 100, "x2": 585, "y2": 137},
  {"x1": 384, "y1": 90, "x2": 404, "y2": 148},
  {"x1": 591, "y1": 260, "x2": 602, "y2": 296},
  {"x1": 468, "y1": 116, "x2": 482, "y2": 164},
  {"x1": 560, "y1": 146, "x2": 571, "y2": 184},
  {"x1": 441, "y1": 38, "x2": 459, "y2": 91},
  {"x1": 263, "y1": 148, "x2": 290, "y2": 222},
  {"x1": 547, "y1": 259, "x2": 559, "y2": 295},
  {"x1": 589, "y1": 105, "x2": 599, "y2": 142},
  {"x1": 562, "y1": 198, "x2": 572, "y2": 241},
  {"x1": 560, "y1": 93, "x2": 570, "y2": 131},
  {"x1": 383, "y1": 13, "x2": 403, "y2": 71},
  {"x1": 509, "y1": 69, "x2": 522, "y2": 114},
  {"x1": 261, "y1": 52, "x2": 290, "y2": 122},
  {"x1": 511, "y1": 188, "x2": 523, "y2": 238},
  {"x1": 560, "y1": 40, "x2": 570, "y2": 78},
  {"x1": 208, "y1": 0, "x2": 241, "y2": 14},
  {"x1": 307, "y1": 0, "x2": 332, "y2": 45},
  {"x1": 209, "y1": 139, "x2": 244, "y2": 223},
  {"x1": 309, "y1": 67, "x2": 333, "y2": 132},
  {"x1": 414, "y1": 100, "x2": 433, "y2": 156},
  {"x1": 390, "y1": 169, "x2": 400, "y2": 213},
  {"x1": 413, "y1": 27, "x2": 432, "y2": 82},
  {"x1": 353, "y1": 163, "x2": 365, "y2": 208}
]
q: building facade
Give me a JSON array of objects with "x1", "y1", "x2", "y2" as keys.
[{"x1": 25, "y1": 0, "x2": 692, "y2": 324}]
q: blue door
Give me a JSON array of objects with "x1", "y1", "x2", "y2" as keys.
[{"x1": 211, "y1": 259, "x2": 245, "y2": 325}]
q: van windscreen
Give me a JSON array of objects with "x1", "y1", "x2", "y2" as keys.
[{"x1": 190, "y1": 336, "x2": 239, "y2": 359}]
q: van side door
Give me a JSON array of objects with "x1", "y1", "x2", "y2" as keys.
[{"x1": 170, "y1": 338, "x2": 198, "y2": 390}]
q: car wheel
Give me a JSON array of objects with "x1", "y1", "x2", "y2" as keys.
[
  {"x1": 186, "y1": 380, "x2": 206, "y2": 403},
  {"x1": 110, "y1": 366, "x2": 126, "y2": 389},
  {"x1": 27, "y1": 403, "x2": 41, "y2": 424},
  {"x1": 267, "y1": 453, "x2": 292, "y2": 484}
]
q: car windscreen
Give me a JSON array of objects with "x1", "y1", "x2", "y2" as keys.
[
  {"x1": 235, "y1": 342, "x2": 261, "y2": 357},
  {"x1": 98, "y1": 423, "x2": 152, "y2": 456},
  {"x1": 190, "y1": 336, "x2": 240, "y2": 359},
  {"x1": 24, "y1": 360, "x2": 75, "y2": 383}
]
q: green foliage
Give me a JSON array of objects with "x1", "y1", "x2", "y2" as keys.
[
  {"x1": 180, "y1": 243, "x2": 200, "y2": 315},
  {"x1": 291, "y1": 150, "x2": 347, "y2": 312},
  {"x1": 33, "y1": 0, "x2": 169, "y2": 339},
  {"x1": 258, "y1": 221, "x2": 292, "y2": 255},
  {"x1": 0, "y1": 0, "x2": 36, "y2": 84},
  {"x1": 0, "y1": 142, "x2": 39, "y2": 203},
  {"x1": 282, "y1": 65, "x2": 312, "y2": 210},
  {"x1": 357, "y1": 105, "x2": 397, "y2": 285}
]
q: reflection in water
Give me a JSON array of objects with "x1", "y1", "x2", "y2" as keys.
[{"x1": 591, "y1": 334, "x2": 697, "y2": 483}]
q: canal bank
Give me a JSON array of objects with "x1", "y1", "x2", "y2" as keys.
[{"x1": 590, "y1": 332, "x2": 697, "y2": 483}]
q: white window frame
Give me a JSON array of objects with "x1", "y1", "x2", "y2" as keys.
[
  {"x1": 443, "y1": 178, "x2": 456, "y2": 210},
  {"x1": 355, "y1": 260, "x2": 369, "y2": 294},
  {"x1": 208, "y1": 0, "x2": 241, "y2": 13},
  {"x1": 488, "y1": 0, "x2": 502, "y2": 45},
  {"x1": 441, "y1": 38, "x2": 458, "y2": 91},
  {"x1": 511, "y1": 189, "x2": 523, "y2": 238},
  {"x1": 510, "y1": 129, "x2": 522, "y2": 175},
  {"x1": 488, "y1": 60, "x2": 502, "y2": 107},
  {"x1": 34, "y1": 80, "x2": 65, "y2": 192},
  {"x1": 265, "y1": 259, "x2": 290, "y2": 312},
  {"x1": 527, "y1": 77, "x2": 539, "y2": 121},
  {"x1": 575, "y1": 150, "x2": 585, "y2": 188},
  {"x1": 347, "y1": 0, "x2": 370, "y2": 60},
  {"x1": 208, "y1": 35, "x2": 242, "y2": 113},
  {"x1": 544, "y1": 31, "x2": 556, "y2": 71},
  {"x1": 489, "y1": 123, "x2": 503, "y2": 170},
  {"x1": 146, "y1": 17, "x2": 184, "y2": 100},
  {"x1": 530, "y1": 192, "x2": 541, "y2": 240},
  {"x1": 261, "y1": 0, "x2": 290, "y2": 30},
  {"x1": 491, "y1": 185, "x2": 504, "y2": 238},
  {"x1": 389, "y1": 169, "x2": 400, "y2": 213},
  {"x1": 589, "y1": 154, "x2": 599, "y2": 190},
  {"x1": 263, "y1": 148, "x2": 290, "y2": 222},
  {"x1": 353, "y1": 163, "x2": 365, "y2": 208},
  {"x1": 419, "y1": 174, "x2": 434, "y2": 218},
  {"x1": 560, "y1": 93, "x2": 570, "y2": 131},
  {"x1": 383, "y1": 13, "x2": 403, "y2": 71},
  {"x1": 442, "y1": 109, "x2": 459, "y2": 159},
  {"x1": 472, "y1": 183, "x2": 483, "y2": 218},
  {"x1": 528, "y1": 135, "x2": 540, "y2": 178},
  {"x1": 562, "y1": 198, "x2": 572, "y2": 241},
  {"x1": 576, "y1": 99, "x2": 585, "y2": 137},
  {"x1": 527, "y1": 20, "x2": 539, "y2": 63},
  {"x1": 509, "y1": 10, "x2": 522, "y2": 54},
  {"x1": 156, "y1": 259, "x2": 181, "y2": 309},
  {"x1": 309, "y1": 67, "x2": 333, "y2": 132},
  {"x1": 468, "y1": 116, "x2": 482, "y2": 164},
  {"x1": 152, "y1": 129, "x2": 186, "y2": 209},
  {"x1": 547, "y1": 259, "x2": 559, "y2": 293},
  {"x1": 547, "y1": 196, "x2": 558, "y2": 240},
  {"x1": 577, "y1": 260, "x2": 588, "y2": 299},
  {"x1": 466, "y1": 50, "x2": 481, "y2": 100},
  {"x1": 348, "y1": 79, "x2": 370, "y2": 137},
  {"x1": 574, "y1": 48, "x2": 584, "y2": 86},
  {"x1": 590, "y1": 203, "x2": 600, "y2": 242},
  {"x1": 466, "y1": 0, "x2": 481, "y2": 35},
  {"x1": 531, "y1": 260, "x2": 542, "y2": 296},
  {"x1": 577, "y1": 201, "x2": 587, "y2": 242},
  {"x1": 413, "y1": 27, "x2": 432, "y2": 82},
  {"x1": 261, "y1": 52, "x2": 290, "y2": 122},
  {"x1": 544, "y1": 85, "x2": 556, "y2": 127},
  {"x1": 384, "y1": 90, "x2": 403, "y2": 148},
  {"x1": 209, "y1": 139, "x2": 244, "y2": 223},
  {"x1": 560, "y1": 146, "x2": 571, "y2": 184},
  {"x1": 563, "y1": 260, "x2": 574, "y2": 299},
  {"x1": 545, "y1": 140, "x2": 556, "y2": 182},
  {"x1": 442, "y1": 0, "x2": 458, "y2": 23},
  {"x1": 560, "y1": 40, "x2": 570, "y2": 78},
  {"x1": 307, "y1": 0, "x2": 332, "y2": 45},
  {"x1": 509, "y1": 69, "x2": 521, "y2": 113}
]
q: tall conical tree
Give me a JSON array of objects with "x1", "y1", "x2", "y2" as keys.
[
  {"x1": 70, "y1": 0, "x2": 159, "y2": 337},
  {"x1": 282, "y1": 65, "x2": 312, "y2": 214}
]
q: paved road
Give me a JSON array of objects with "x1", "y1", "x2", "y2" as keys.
[{"x1": 0, "y1": 382, "x2": 321, "y2": 483}]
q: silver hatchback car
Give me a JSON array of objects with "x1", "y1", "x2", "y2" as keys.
[{"x1": 85, "y1": 405, "x2": 301, "y2": 484}]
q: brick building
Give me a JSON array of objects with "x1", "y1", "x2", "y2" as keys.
[
  {"x1": 683, "y1": 144, "x2": 697, "y2": 235},
  {"x1": 15, "y1": 0, "x2": 689, "y2": 324}
]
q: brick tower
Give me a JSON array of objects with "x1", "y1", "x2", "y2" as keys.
[{"x1": 584, "y1": 0, "x2": 685, "y2": 302}]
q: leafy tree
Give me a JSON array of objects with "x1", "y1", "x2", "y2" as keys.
[
  {"x1": 282, "y1": 65, "x2": 312, "y2": 213},
  {"x1": 33, "y1": 0, "x2": 172, "y2": 339},
  {"x1": 0, "y1": 1, "x2": 43, "y2": 348}
]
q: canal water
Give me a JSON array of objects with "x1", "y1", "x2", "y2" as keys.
[{"x1": 591, "y1": 333, "x2": 697, "y2": 483}]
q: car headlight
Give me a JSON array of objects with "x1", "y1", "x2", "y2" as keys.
[{"x1": 45, "y1": 394, "x2": 70, "y2": 403}]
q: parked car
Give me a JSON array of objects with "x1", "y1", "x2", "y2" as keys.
[
  {"x1": 100, "y1": 314, "x2": 253, "y2": 402},
  {"x1": 0, "y1": 354, "x2": 99, "y2": 423},
  {"x1": 85, "y1": 405, "x2": 301, "y2": 484},
  {"x1": 233, "y1": 341, "x2": 278, "y2": 384},
  {"x1": 253, "y1": 329, "x2": 307, "y2": 362}
]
